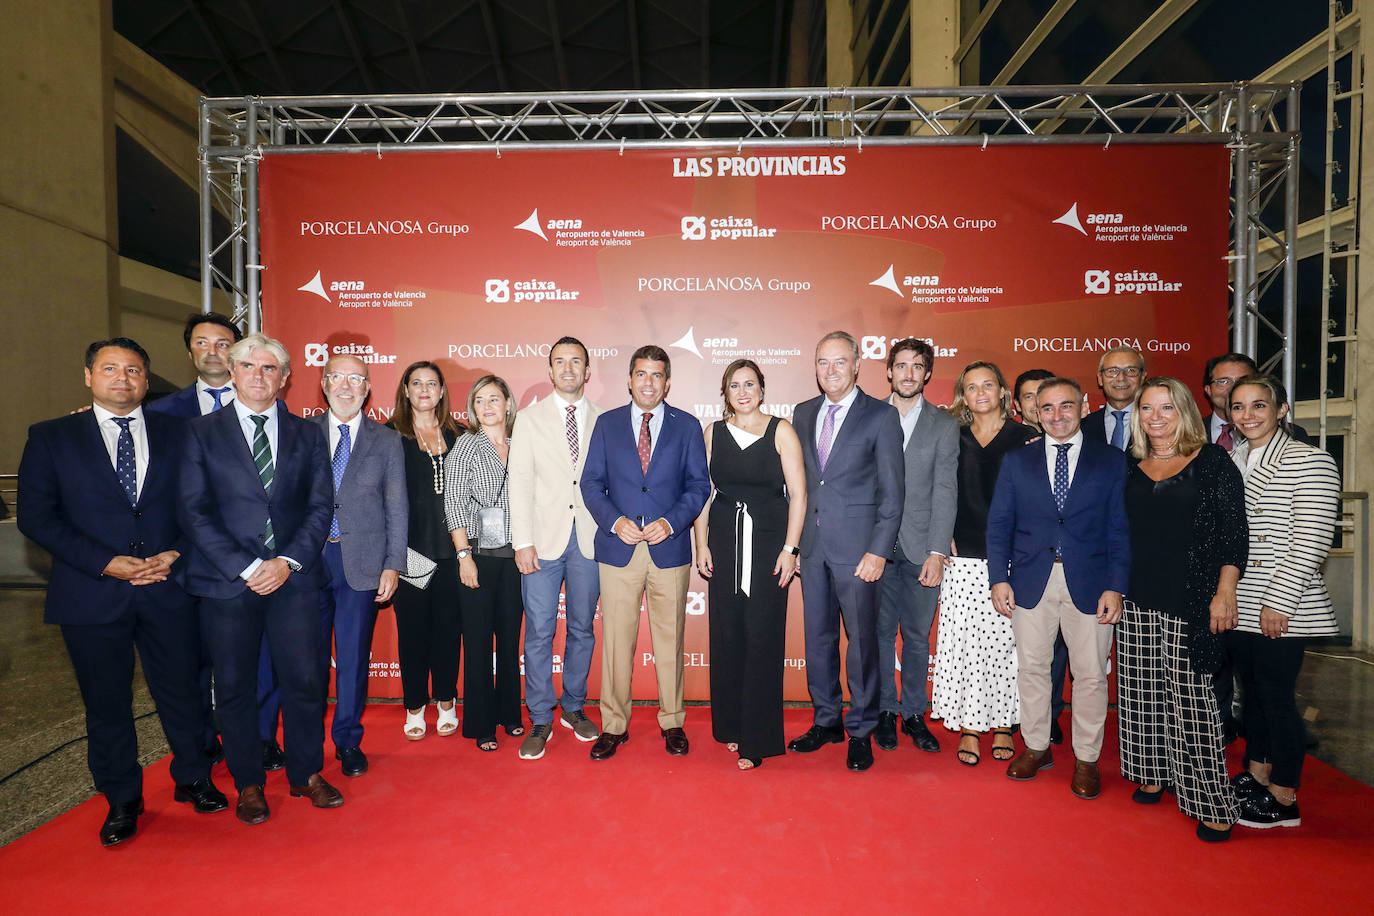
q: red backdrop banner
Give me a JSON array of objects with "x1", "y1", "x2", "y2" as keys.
[{"x1": 258, "y1": 144, "x2": 1230, "y2": 702}]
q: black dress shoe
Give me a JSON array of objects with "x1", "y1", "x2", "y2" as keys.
[
  {"x1": 1049, "y1": 719, "x2": 1064, "y2": 745},
  {"x1": 173, "y1": 778, "x2": 229, "y2": 813},
  {"x1": 787, "y1": 724, "x2": 846, "y2": 753},
  {"x1": 874, "y1": 712, "x2": 899, "y2": 751},
  {"x1": 846, "y1": 735, "x2": 874, "y2": 772},
  {"x1": 262, "y1": 739, "x2": 286, "y2": 771},
  {"x1": 100, "y1": 798, "x2": 144, "y2": 847},
  {"x1": 901, "y1": 715, "x2": 940, "y2": 752},
  {"x1": 590, "y1": 732, "x2": 628, "y2": 761},
  {"x1": 335, "y1": 746, "x2": 368, "y2": 777},
  {"x1": 662, "y1": 727, "x2": 690, "y2": 756}
]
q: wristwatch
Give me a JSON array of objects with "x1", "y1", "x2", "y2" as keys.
[
  {"x1": 283, "y1": 558, "x2": 303, "y2": 572},
  {"x1": 783, "y1": 544, "x2": 800, "y2": 557},
  {"x1": 456, "y1": 548, "x2": 473, "y2": 560}
]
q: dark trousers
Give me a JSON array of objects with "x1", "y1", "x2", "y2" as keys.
[
  {"x1": 877, "y1": 543, "x2": 940, "y2": 719},
  {"x1": 800, "y1": 552, "x2": 881, "y2": 737},
  {"x1": 201, "y1": 588, "x2": 325, "y2": 790},
  {"x1": 195, "y1": 600, "x2": 220, "y2": 751},
  {"x1": 460, "y1": 554, "x2": 524, "y2": 739},
  {"x1": 708, "y1": 566, "x2": 789, "y2": 760},
  {"x1": 60, "y1": 588, "x2": 208, "y2": 804},
  {"x1": 1229, "y1": 631, "x2": 1308, "y2": 788},
  {"x1": 394, "y1": 559, "x2": 462, "y2": 710},
  {"x1": 257, "y1": 636, "x2": 281, "y2": 741},
  {"x1": 318, "y1": 541, "x2": 379, "y2": 751}
]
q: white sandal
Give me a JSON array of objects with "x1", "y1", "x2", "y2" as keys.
[
  {"x1": 436, "y1": 702, "x2": 459, "y2": 737},
  {"x1": 404, "y1": 707, "x2": 427, "y2": 741}
]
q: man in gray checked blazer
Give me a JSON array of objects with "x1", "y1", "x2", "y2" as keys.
[
  {"x1": 312, "y1": 354, "x2": 408, "y2": 778},
  {"x1": 875, "y1": 338, "x2": 958, "y2": 754}
]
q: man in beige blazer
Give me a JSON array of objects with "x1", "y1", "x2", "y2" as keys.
[{"x1": 510, "y1": 336, "x2": 604, "y2": 759}]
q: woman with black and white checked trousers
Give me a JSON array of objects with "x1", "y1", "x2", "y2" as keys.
[
  {"x1": 1228, "y1": 375, "x2": 1341, "y2": 830},
  {"x1": 1118, "y1": 378, "x2": 1246, "y2": 843},
  {"x1": 445, "y1": 375, "x2": 526, "y2": 751}
]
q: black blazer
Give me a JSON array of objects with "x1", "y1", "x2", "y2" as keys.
[
  {"x1": 18, "y1": 410, "x2": 193, "y2": 625},
  {"x1": 146, "y1": 383, "x2": 203, "y2": 419},
  {"x1": 1082, "y1": 406, "x2": 1132, "y2": 450},
  {"x1": 178, "y1": 402, "x2": 333, "y2": 599}
]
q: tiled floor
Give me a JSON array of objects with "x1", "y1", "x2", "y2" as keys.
[{"x1": 2, "y1": 584, "x2": 1370, "y2": 848}]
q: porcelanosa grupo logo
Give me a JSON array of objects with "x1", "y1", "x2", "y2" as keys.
[
  {"x1": 484, "y1": 277, "x2": 581, "y2": 304},
  {"x1": 679, "y1": 214, "x2": 778, "y2": 241},
  {"x1": 1084, "y1": 268, "x2": 1182, "y2": 296}
]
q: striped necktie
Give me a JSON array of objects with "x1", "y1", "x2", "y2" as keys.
[{"x1": 250, "y1": 414, "x2": 275, "y2": 552}]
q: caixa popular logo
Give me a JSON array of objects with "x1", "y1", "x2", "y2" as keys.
[
  {"x1": 484, "y1": 278, "x2": 581, "y2": 304},
  {"x1": 686, "y1": 591, "x2": 706, "y2": 616},
  {"x1": 680, "y1": 215, "x2": 778, "y2": 241},
  {"x1": 304, "y1": 342, "x2": 397, "y2": 366},
  {"x1": 1084, "y1": 269, "x2": 1183, "y2": 296},
  {"x1": 860, "y1": 336, "x2": 888, "y2": 360},
  {"x1": 304, "y1": 343, "x2": 329, "y2": 367}
]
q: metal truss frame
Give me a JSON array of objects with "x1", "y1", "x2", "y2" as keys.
[{"x1": 200, "y1": 83, "x2": 1300, "y2": 392}]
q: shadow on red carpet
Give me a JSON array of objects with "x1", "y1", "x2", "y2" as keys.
[{"x1": 2, "y1": 706, "x2": 1372, "y2": 914}]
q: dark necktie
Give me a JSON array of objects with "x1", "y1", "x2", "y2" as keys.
[
  {"x1": 1217, "y1": 423, "x2": 1234, "y2": 450},
  {"x1": 207, "y1": 387, "x2": 230, "y2": 410},
  {"x1": 250, "y1": 415, "x2": 276, "y2": 551},
  {"x1": 566, "y1": 404, "x2": 579, "y2": 464},
  {"x1": 330, "y1": 423, "x2": 351, "y2": 539},
  {"x1": 1109, "y1": 410, "x2": 1127, "y2": 451},
  {"x1": 1053, "y1": 442, "x2": 1072, "y2": 512},
  {"x1": 638, "y1": 412, "x2": 652, "y2": 474},
  {"x1": 112, "y1": 417, "x2": 137, "y2": 505}
]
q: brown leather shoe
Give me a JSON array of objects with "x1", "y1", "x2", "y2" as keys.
[
  {"x1": 236, "y1": 786, "x2": 270, "y2": 825},
  {"x1": 662, "y1": 727, "x2": 689, "y2": 756},
  {"x1": 1071, "y1": 760, "x2": 1102, "y2": 799},
  {"x1": 590, "y1": 732, "x2": 628, "y2": 761},
  {"x1": 288, "y1": 773, "x2": 344, "y2": 808},
  {"x1": 1006, "y1": 747, "x2": 1054, "y2": 780}
]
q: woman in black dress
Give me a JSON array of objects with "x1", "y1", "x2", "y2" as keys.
[
  {"x1": 1118, "y1": 377, "x2": 1245, "y2": 843},
  {"x1": 692, "y1": 360, "x2": 806, "y2": 769},
  {"x1": 388, "y1": 361, "x2": 463, "y2": 741},
  {"x1": 931, "y1": 360, "x2": 1036, "y2": 766}
]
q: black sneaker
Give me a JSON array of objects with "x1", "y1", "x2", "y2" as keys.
[
  {"x1": 1229, "y1": 771, "x2": 1266, "y2": 800},
  {"x1": 1237, "y1": 791, "x2": 1301, "y2": 829}
]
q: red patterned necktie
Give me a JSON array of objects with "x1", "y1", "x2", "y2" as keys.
[
  {"x1": 638, "y1": 411, "x2": 652, "y2": 474},
  {"x1": 1218, "y1": 423, "x2": 1234, "y2": 450},
  {"x1": 566, "y1": 404, "x2": 578, "y2": 464}
]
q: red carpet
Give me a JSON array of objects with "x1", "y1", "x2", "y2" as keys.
[{"x1": 3, "y1": 706, "x2": 1373, "y2": 914}]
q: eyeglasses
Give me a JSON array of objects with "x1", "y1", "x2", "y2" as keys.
[
  {"x1": 1102, "y1": 366, "x2": 1143, "y2": 379},
  {"x1": 324, "y1": 372, "x2": 367, "y2": 386},
  {"x1": 1207, "y1": 377, "x2": 1240, "y2": 389}
]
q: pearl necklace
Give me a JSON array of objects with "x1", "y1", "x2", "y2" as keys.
[{"x1": 416, "y1": 427, "x2": 445, "y2": 494}]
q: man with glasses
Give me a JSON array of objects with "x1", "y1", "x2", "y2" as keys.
[
  {"x1": 311, "y1": 355, "x2": 407, "y2": 778},
  {"x1": 1083, "y1": 346, "x2": 1146, "y2": 451},
  {"x1": 1201, "y1": 353, "x2": 1259, "y2": 449}
]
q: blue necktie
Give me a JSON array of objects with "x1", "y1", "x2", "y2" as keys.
[
  {"x1": 112, "y1": 417, "x2": 137, "y2": 505},
  {"x1": 330, "y1": 423, "x2": 351, "y2": 539},
  {"x1": 207, "y1": 387, "x2": 230, "y2": 410},
  {"x1": 1052, "y1": 442, "x2": 1071, "y2": 512},
  {"x1": 1109, "y1": 410, "x2": 1127, "y2": 450}
]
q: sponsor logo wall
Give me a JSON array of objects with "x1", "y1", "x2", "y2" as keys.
[{"x1": 259, "y1": 144, "x2": 1230, "y2": 701}]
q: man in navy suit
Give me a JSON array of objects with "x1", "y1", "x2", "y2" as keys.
[
  {"x1": 787, "y1": 331, "x2": 904, "y2": 772},
  {"x1": 311, "y1": 353, "x2": 407, "y2": 778},
  {"x1": 179, "y1": 332, "x2": 341, "y2": 824},
  {"x1": 19, "y1": 338, "x2": 227, "y2": 847},
  {"x1": 580, "y1": 345, "x2": 710, "y2": 760},
  {"x1": 146, "y1": 311, "x2": 245, "y2": 764},
  {"x1": 988, "y1": 377, "x2": 1129, "y2": 799},
  {"x1": 1082, "y1": 345, "x2": 1145, "y2": 451}
]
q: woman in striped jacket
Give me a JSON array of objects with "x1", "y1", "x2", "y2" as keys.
[{"x1": 1227, "y1": 375, "x2": 1341, "y2": 830}]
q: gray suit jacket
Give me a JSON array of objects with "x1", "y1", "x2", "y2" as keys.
[
  {"x1": 894, "y1": 399, "x2": 959, "y2": 560},
  {"x1": 313, "y1": 413, "x2": 408, "y2": 591}
]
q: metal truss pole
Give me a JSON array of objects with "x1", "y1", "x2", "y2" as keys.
[
  {"x1": 1284, "y1": 83, "x2": 1300, "y2": 403},
  {"x1": 198, "y1": 99, "x2": 213, "y2": 315},
  {"x1": 1232, "y1": 87, "x2": 1251, "y2": 354}
]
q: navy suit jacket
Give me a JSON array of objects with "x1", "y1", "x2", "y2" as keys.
[
  {"x1": 985, "y1": 434, "x2": 1130, "y2": 612},
  {"x1": 179, "y1": 401, "x2": 333, "y2": 599},
  {"x1": 792, "y1": 388, "x2": 904, "y2": 563},
  {"x1": 580, "y1": 401, "x2": 710, "y2": 568},
  {"x1": 18, "y1": 409, "x2": 193, "y2": 625},
  {"x1": 1082, "y1": 406, "x2": 1132, "y2": 450},
  {"x1": 146, "y1": 384, "x2": 203, "y2": 419}
]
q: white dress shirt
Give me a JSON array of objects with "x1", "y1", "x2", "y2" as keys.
[
  {"x1": 1209, "y1": 412, "x2": 1229, "y2": 443},
  {"x1": 327, "y1": 410, "x2": 364, "y2": 457},
  {"x1": 890, "y1": 393, "x2": 924, "y2": 448},
  {"x1": 556, "y1": 392, "x2": 589, "y2": 450},
  {"x1": 1044, "y1": 429, "x2": 1085, "y2": 492},
  {"x1": 815, "y1": 385, "x2": 860, "y2": 451},
  {"x1": 92, "y1": 404, "x2": 149, "y2": 500},
  {"x1": 1104, "y1": 403, "x2": 1134, "y2": 445},
  {"x1": 628, "y1": 400, "x2": 666, "y2": 459},
  {"x1": 196, "y1": 378, "x2": 236, "y2": 415}
]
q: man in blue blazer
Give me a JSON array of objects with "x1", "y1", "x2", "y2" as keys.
[
  {"x1": 787, "y1": 331, "x2": 904, "y2": 772},
  {"x1": 988, "y1": 376, "x2": 1129, "y2": 800},
  {"x1": 311, "y1": 354, "x2": 407, "y2": 778},
  {"x1": 146, "y1": 311, "x2": 243, "y2": 764},
  {"x1": 19, "y1": 338, "x2": 227, "y2": 847},
  {"x1": 580, "y1": 345, "x2": 710, "y2": 760},
  {"x1": 179, "y1": 333, "x2": 341, "y2": 824}
]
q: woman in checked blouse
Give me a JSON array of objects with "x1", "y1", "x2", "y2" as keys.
[
  {"x1": 445, "y1": 375, "x2": 526, "y2": 751},
  {"x1": 1227, "y1": 375, "x2": 1341, "y2": 830}
]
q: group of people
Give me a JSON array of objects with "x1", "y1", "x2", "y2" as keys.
[{"x1": 18, "y1": 315, "x2": 1340, "y2": 849}]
